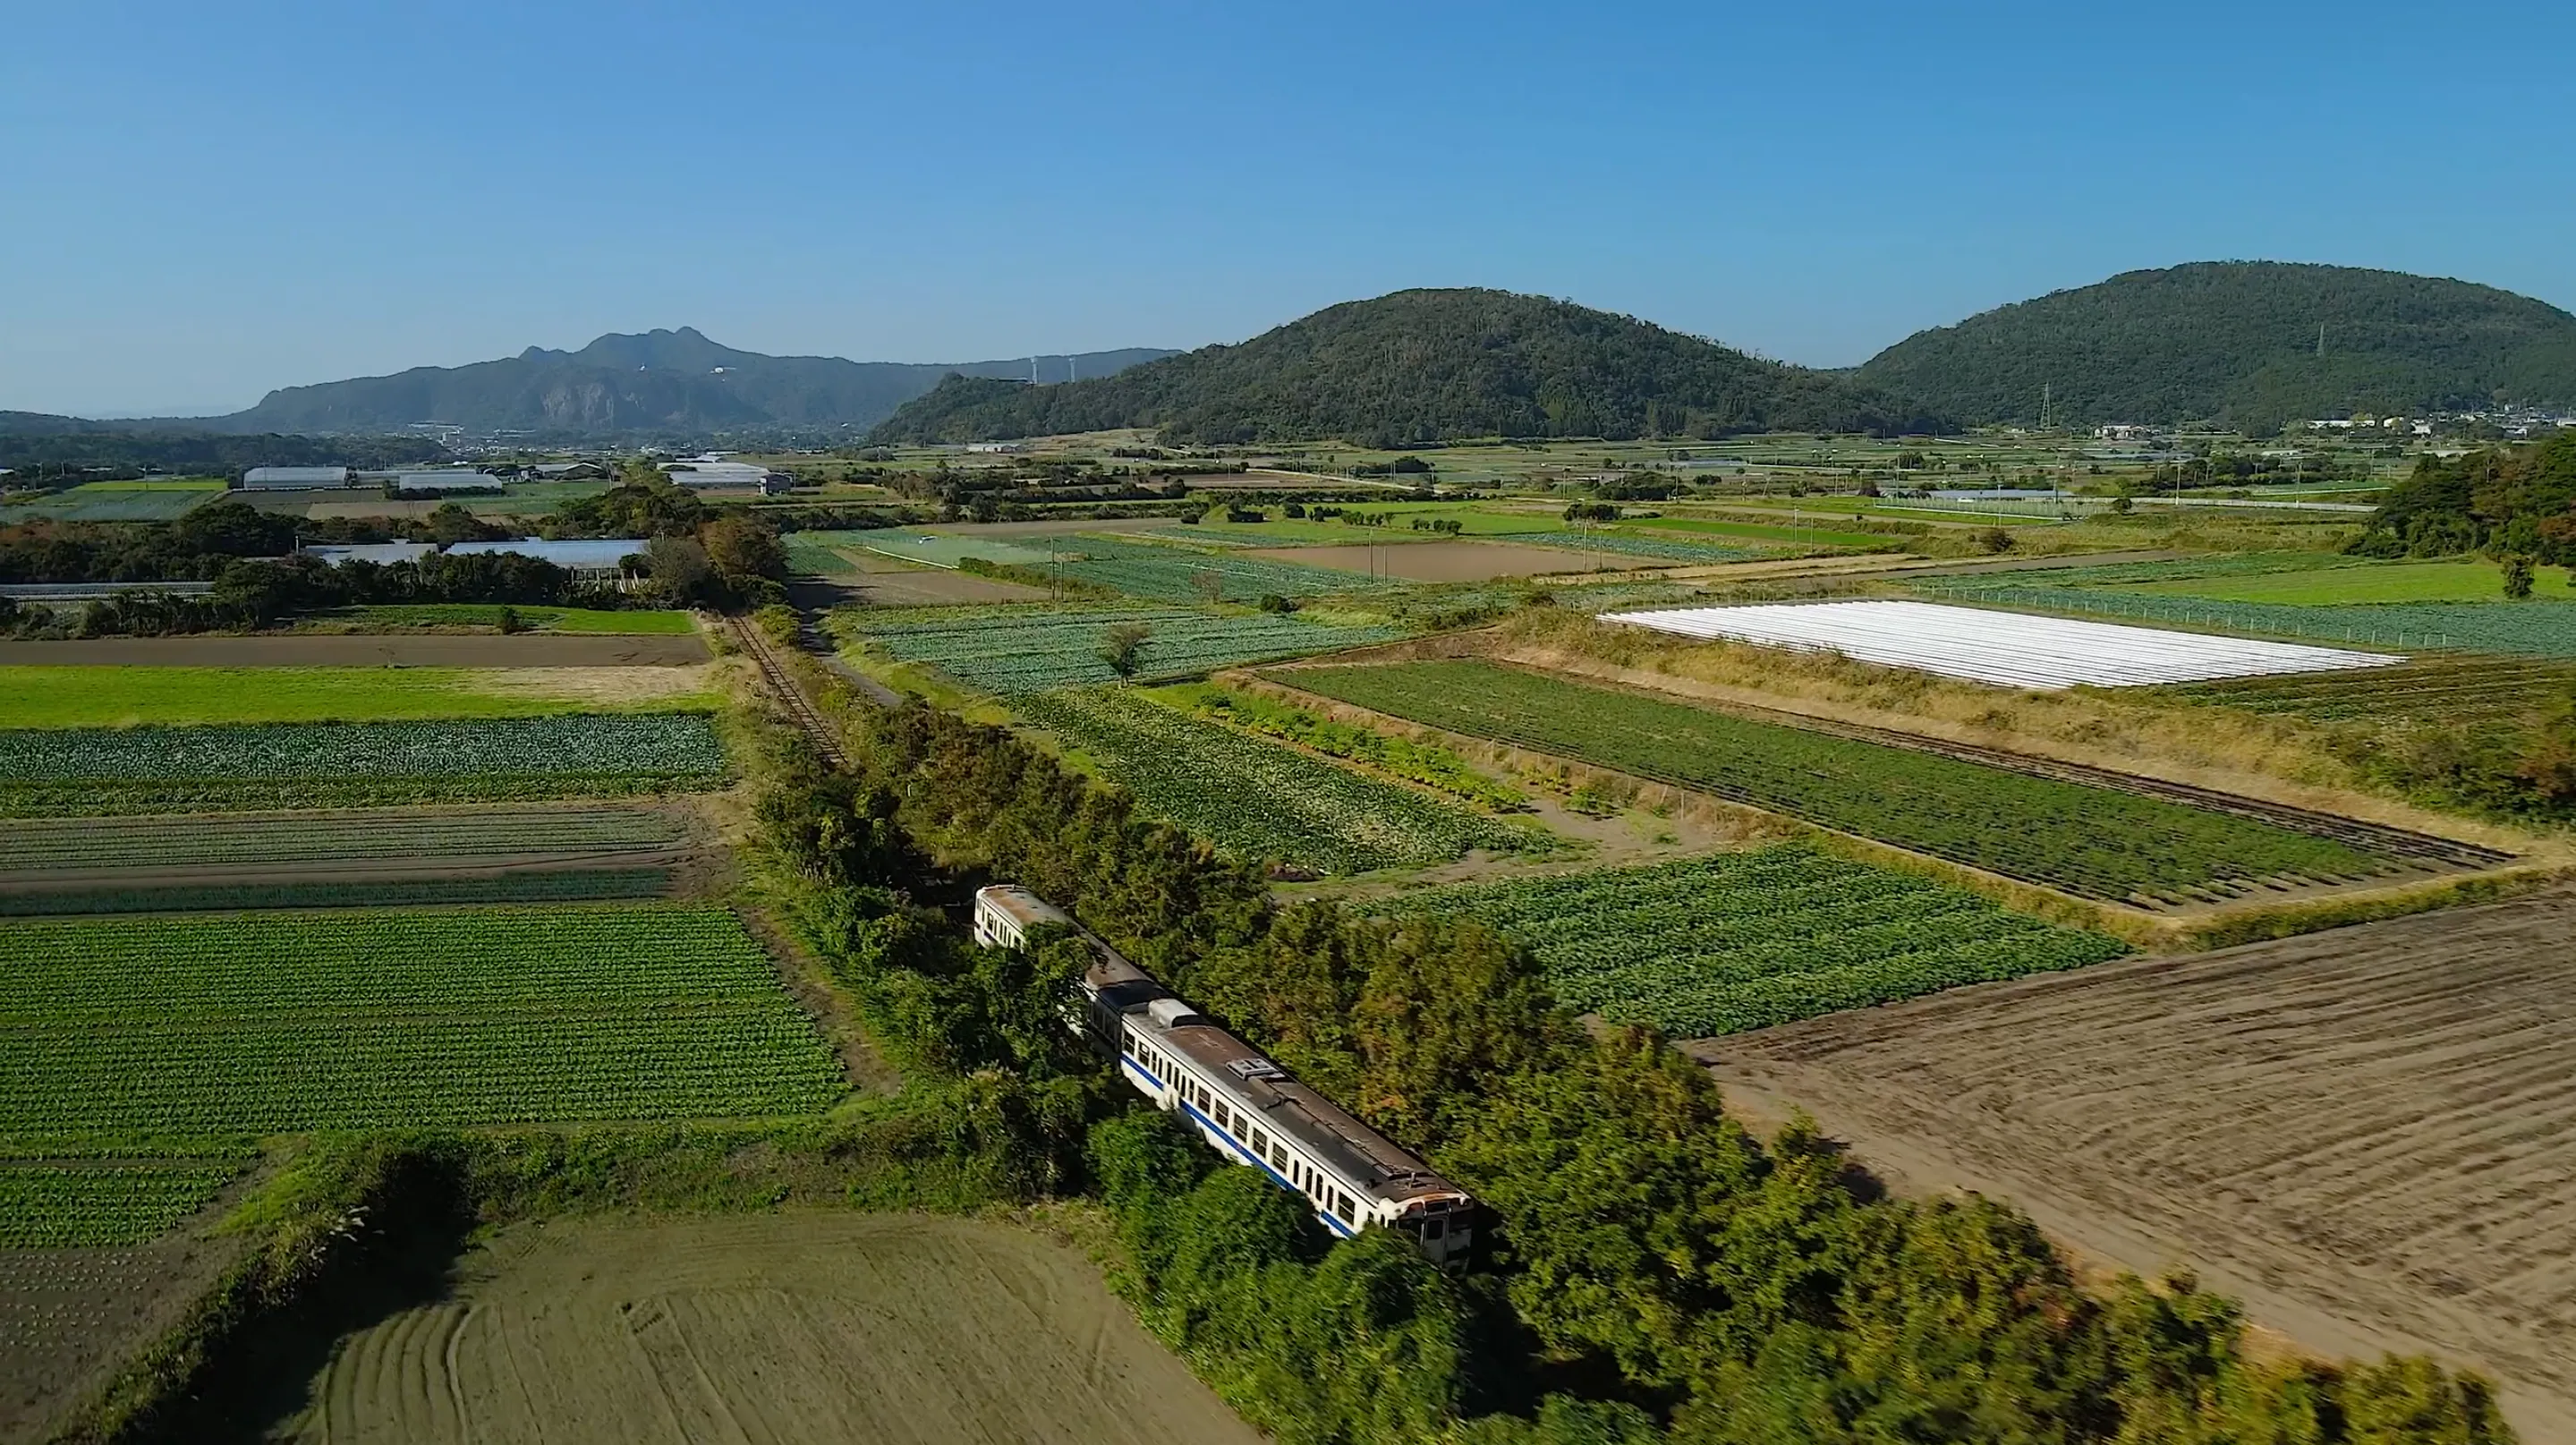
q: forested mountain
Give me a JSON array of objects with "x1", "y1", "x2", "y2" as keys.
[
  {"x1": 870, "y1": 289, "x2": 1944, "y2": 446},
  {"x1": 1858, "y1": 262, "x2": 2576, "y2": 430},
  {"x1": 191, "y1": 330, "x2": 1176, "y2": 438}
]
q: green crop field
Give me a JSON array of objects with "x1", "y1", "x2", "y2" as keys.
[
  {"x1": 0, "y1": 1159, "x2": 251, "y2": 1248},
  {"x1": 2121, "y1": 559, "x2": 2575, "y2": 604},
  {"x1": 785, "y1": 532, "x2": 869, "y2": 576},
  {"x1": 1279, "y1": 660, "x2": 2401, "y2": 905},
  {"x1": 842, "y1": 606, "x2": 1402, "y2": 693},
  {"x1": 1011, "y1": 688, "x2": 1543, "y2": 875},
  {"x1": 0, "y1": 869, "x2": 674, "y2": 917},
  {"x1": 1054, "y1": 537, "x2": 1403, "y2": 601},
  {"x1": 304, "y1": 604, "x2": 700, "y2": 633},
  {"x1": 0, "y1": 482, "x2": 224, "y2": 523},
  {"x1": 0, "y1": 665, "x2": 716, "y2": 730},
  {"x1": 2153, "y1": 656, "x2": 2576, "y2": 728},
  {"x1": 850, "y1": 530, "x2": 1063, "y2": 568},
  {"x1": 0, "y1": 905, "x2": 846, "y2": 1152},
  {"x1": 1375, "y1": 848, "x2": 2130, "y2": 1036},
  {"x1": 1916, "y1": 580, "x2": 2576, "y2": 657},
  {"x1": 0, "y1": 804, "x2": 685, "y2": 873},
  {"x1": 0, "y1": 713, "x2": 728, "y2": 816}
]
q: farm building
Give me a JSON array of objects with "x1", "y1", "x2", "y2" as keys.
[
  {"x1": 529, "y1": 462, "x2": 609, "y2": 480},
  {"x1": 663, "y1": 460, "x2": 789, "y2": 493},
  {"x1": 443, "y1": 538, "x2": 647, "y2": 580},
  {"x1": 241, "y1": 466, "x2": 352, "y2": 490}
]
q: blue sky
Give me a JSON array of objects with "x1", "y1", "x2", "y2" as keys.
[{"x1": 5, "y1": 0, "x2": 2571, "y2": 415}]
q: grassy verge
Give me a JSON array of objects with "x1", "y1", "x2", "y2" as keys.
[{"x1": 0, "y1": 665, "x2": 719, "y2": 728}]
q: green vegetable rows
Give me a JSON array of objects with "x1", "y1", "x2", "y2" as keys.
[
  {"x1": 845, "y1": 607, "x2": 1401, "y2": 693},
  {"x1": 1052, "y1": 537, "x2": 1402, "y2": 601},
  {"x1": 0, "y1": 1160, "x2": 247, "y2": 1248},
  {"x1": 1012, "y1": 688, "x2": 1543, "y2": 875},
  {"x1": 0, "y1": 869, "x2": 674, "y2": 917},
  {"x1": 0, "y1": 714, "x2": 727, "y2": 816},
  {"x1": 0, "y1": 804, "x2": 685, "y2": 873},
  {"x1": 1281, "y1": 660, "x2": 2399, "y2": 904},
  {"x1": 1377, "y1": 848, "x2": 2130, "y2": 1035},
  {"x1": 0, "y1": 905, "x2": 846, "y2": 1151}
]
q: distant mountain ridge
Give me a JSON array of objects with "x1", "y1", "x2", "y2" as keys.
[
  {"x1": 180, "y1": 329, "x2": 1177, "y2": 438},
  {"x1": 1856, "y1": 261, "x2": 2576, "y2": 429},
  {"x1": 871, "y1": 288, "x2": 1943, "y2": 446}
]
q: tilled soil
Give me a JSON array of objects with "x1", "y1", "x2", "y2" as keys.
[
  {"x1": 0, "y1": 635, "x2": 709, "y2": 667},
  {"x1": 275, "y1": 1212, "x2": 1263, "y2": 1445},
  {"x1": 2, "y1": 1235, "x2": 249, "y2": 1443},
  {"x1": 1696, "y1": 892, "x2": 2576, "y2": 1441}
]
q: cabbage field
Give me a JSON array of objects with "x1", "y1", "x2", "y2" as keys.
[
  {"x1": 0, "y1": 713, "x2": 728, "y2": 815},
  {"x1": 843, "y1": 606, "x2": 1402, "y2": 693},
  {"x1": 0, "y1": 1160, "x2": 250, "y2": 1248},
  {"x1": 1280, "y1": 660, "x2": 2403, "y2": 905},
  {"x1": 1374, "y1": 847, "x2": 2130, "y2": 1035},
  {"x1": 0, "y1": 803, "x2": 687, "y2": 872},
  {"x1": 0, "y1": 905, "x2": 846, "y2": 1149},
  {"x1": 1011, "y1": 688, "x2": 1543, "y2": 875}
]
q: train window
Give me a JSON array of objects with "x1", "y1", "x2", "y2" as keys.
[
  {"x1": 1335, "y1": 1191, "x2": 1353, "y2": 1220},
  {"x1": 1424, "y1": 1218, "x2": 1446, "y2": 1241}
]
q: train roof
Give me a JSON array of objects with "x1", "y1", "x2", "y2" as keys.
[
  {"x1": 1144, "y1": 1013, "x2": 1466, "y2": 1206},
  {"x1": 974, "y1": 885, "x2": 1075, "y2": 935}
]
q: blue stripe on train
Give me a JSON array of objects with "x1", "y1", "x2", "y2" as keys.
[{"x1": 1121, "y1": 1052, "x2": 1356, "y2": 1239}]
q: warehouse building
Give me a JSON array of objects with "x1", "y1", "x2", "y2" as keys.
[{"x1": 240, "y1": 465, "x2": 352, "y2": 490}]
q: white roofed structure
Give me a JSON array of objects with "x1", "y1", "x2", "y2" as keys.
[
  {"x1": 241, "y1": 466, "x2": 351, "y2": 490},
  {"x1": 1600, "y1": 599, "x2": 2403, "y2": 690}
]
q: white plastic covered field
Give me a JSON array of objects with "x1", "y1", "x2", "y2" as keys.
[{"x1": 1599, "y1": 599, "x2": 2403, "y2": 690}]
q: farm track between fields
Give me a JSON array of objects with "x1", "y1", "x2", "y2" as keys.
[
  {"x1": 1473, "y1": 660, "x2": 2515, "y2": 873},
  {"x1": 1695, "y1": 891, "x2": 2576, "y2": 1442}
]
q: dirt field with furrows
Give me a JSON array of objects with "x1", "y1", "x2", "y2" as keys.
[
  {"x1": 0, "y1": 635, "x2": 709, "y2": 667},
  {"x1": 276, "y1": 1213, "x2": 1263, "y2": 1445},
  {"x1": 2, "y1": 1236, "x2": 247, "y2": 1442},
  {"x1": 1696, "y1": 892, "x2": 2576, "y2": 1441}
]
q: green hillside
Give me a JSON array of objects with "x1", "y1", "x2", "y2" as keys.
[
  {"x1": 1856, "y1": 261, "x2": 2576, "y2": 430},
  {"x1": 870, "y1": 288, "x2": 1945, "y2": 446},
  {"x1": 208, "y1": 329, "x2": 1177, "y2": 438}
]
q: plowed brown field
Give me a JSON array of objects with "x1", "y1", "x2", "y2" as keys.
[
  {"x1": 275, "y1": 1213, "x2": 1262, "y2": 1445},
  {"x1": 1696, "y1": 892, "x2": 2576, "y2": 1441}
]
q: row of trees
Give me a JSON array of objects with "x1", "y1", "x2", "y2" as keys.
[
  {"x1": 758, "y1": 699, "x2": 2514, "y2": 1445},
  {"x1": 2351, "y1": 432, "x2": 2576, "y2": 563}
]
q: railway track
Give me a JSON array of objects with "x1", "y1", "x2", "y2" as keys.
[{"x1": 724, "y1": 613, "x2": 847, "y2": 769}]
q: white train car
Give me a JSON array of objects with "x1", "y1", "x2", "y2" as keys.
[{"x1": 973, "y1": 885, "x2": 1476, "y2": 1268}]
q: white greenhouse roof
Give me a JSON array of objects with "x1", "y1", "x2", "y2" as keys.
[
  {"x1": 302, "y1": 542, "x2": 438, "y2": 566},
  {"x1": 1598, "y1": 599, "x2": 2403, "y2": 691},
  {"x1": 443, "y1": 539, "x2": 646, "y2": 569}
]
